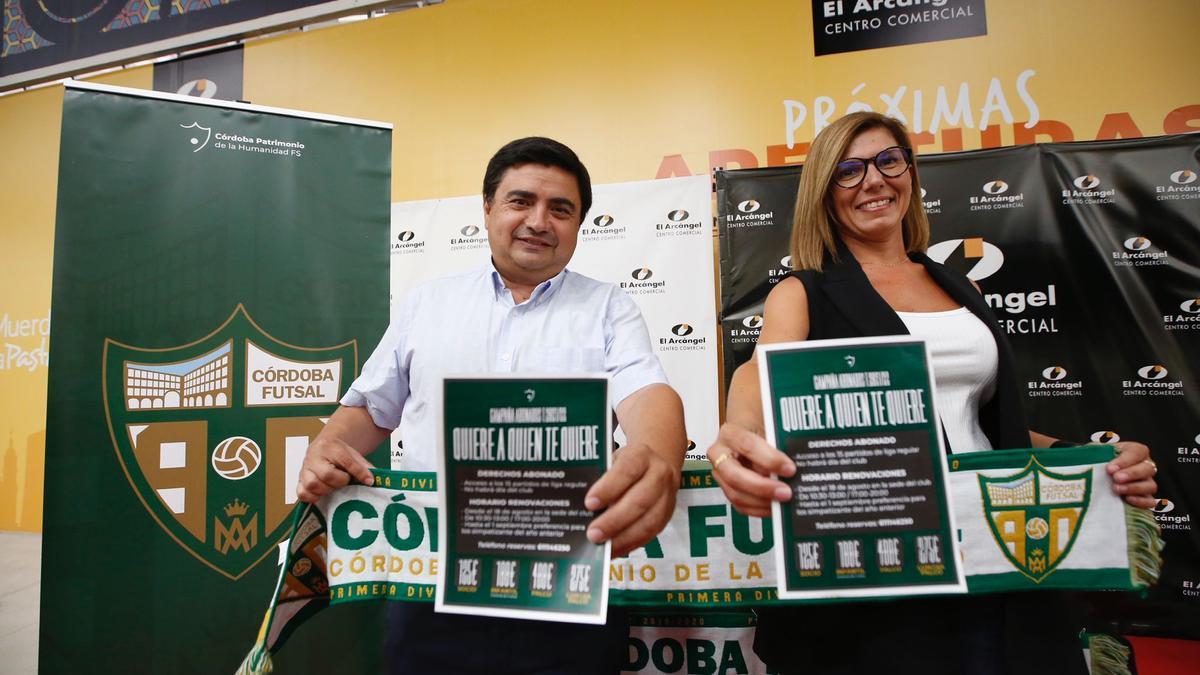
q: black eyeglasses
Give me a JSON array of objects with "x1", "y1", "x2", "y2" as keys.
[{"x1": 832, "y1": 146, "x2": 913, "y2": 188}]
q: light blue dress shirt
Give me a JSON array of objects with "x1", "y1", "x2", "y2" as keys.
[{"x1": 341, "y1": 262, "x2": 669, "y2": 471}]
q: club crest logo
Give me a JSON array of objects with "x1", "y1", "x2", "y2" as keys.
[
  {"x1": 978, "y1": 458, "x2": 1091, "y2": 583},
  {"x1": 180, "y1": 122, "x2": 212, "y2": 153},
  {"x1": 103, "y1": 305, "x2": 357, "y2": 579}
]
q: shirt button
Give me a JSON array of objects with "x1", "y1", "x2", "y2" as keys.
[{"x1": 501, "y1": 353, "x2": 511, "y2": 361}]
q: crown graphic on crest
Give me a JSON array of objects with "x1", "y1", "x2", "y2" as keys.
[{"x1": 224, "y1": 499, "x2": 250, "y2": 518}]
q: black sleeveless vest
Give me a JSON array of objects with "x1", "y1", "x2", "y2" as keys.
[
  {"x1": 752, "y1": 241, "x2": 1086, "y2": 675},
  {"x1": 791, "y1": 239, "x2": 1029, "y2": 451}
]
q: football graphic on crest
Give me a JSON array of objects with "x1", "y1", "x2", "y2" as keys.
[{"x1": 211, "y1": 436, "x2": 263, "y2": 480}]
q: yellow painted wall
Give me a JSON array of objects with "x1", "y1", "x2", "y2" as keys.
[
  {"x1": 2, "y1": 0, "x2": 1197, "y2": 531},
  {"x1": 0, "y1": 68, "x2": 149, "y2": 531},
  {"x1": 242, "y1": 0, "x2": 1199, "y2": 201}
]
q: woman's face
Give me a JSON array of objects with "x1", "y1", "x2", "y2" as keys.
[{"x1": 828, "y1": 126, "x2": 912, "y2": 245}]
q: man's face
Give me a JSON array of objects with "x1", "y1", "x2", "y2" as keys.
[{"x1": 485, "y1": 163, "x2": 582, "y2": 285}]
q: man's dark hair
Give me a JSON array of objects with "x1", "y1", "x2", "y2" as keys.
[{"x1": 482, "y1": 137, "x2": 592, "y2": 221}]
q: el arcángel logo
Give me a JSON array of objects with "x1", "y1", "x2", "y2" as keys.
[
  {"x1": 1122, "y1": 364, "x2": 1183, "y2": 397},
  {"x1": 580, "y1": 213, "x2": 626, "y2": 239},
  {"x1": 1170, "y1": 170, "x2": 1197, "y2": 185},
  {"x1": 104, "y1": 305, "x2": 356, "y2": 579},
  {"x1": 393, "y1": 230, "x2": 425, "y2": 254},
  {"x1": 769, "y1": 255, "x2": 793, "y2": 284},
  {"x1": 728, "y1": 198, "x2": 775, "y2": 228},
  {"x1": 1027, "y1": 365, "x2": 1082, "y2": 398},
  {"x1": 927, "y1": 237, "x2": 1059, "y2": 335},
  {"x1": 1062, "y1": 174, "x2": 1115, "y2": 205},
  {"x1": 971, "y1": 180, "x2": 1025, "y2": 211},
  {"x1": 177, "y1": 79, "x2": 218, "y2": 99},
  {"x1": 449, "y1": 223, "x2": 488, "y2": 250},
  {"x1": 1163, "y1": 297, "x2": 1200, "y2": 331},
  {"x1": 656, "y1": 209, "x2": 703, "y2": 237},
  {"x1": 1157, "y1": 169, "x2": 1200, "y2": 201},
  {"x1": 1152, "y1": 499, "x2": 1191, "y2": 532},
  {"x1": 1113, "y1": 236, "x2": 1168, "y2": 267},
  {"x1": 621, "y1": 267, "x2": 666, "y2": 295},
  {"x1": 729, "y1": 314, "x2": 762, "y2": 345},
  {"x1": 926, "y1": 238, "x2": 1005, "y2": 281},
  {"x1": 661, "y1": 322, "x2": 706, "y2": 351}
]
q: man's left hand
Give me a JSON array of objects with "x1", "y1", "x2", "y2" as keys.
[
  {"x1": 1106, "y1": 441, "x2": 1158, "y2": 509},
  {"x1": 584, "y1": 441, "x2": 681, "y2": 557}
]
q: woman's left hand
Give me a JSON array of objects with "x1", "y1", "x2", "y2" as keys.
[{"x1": 1106, "y1": 441, "x2": 1158, "y2": 509}]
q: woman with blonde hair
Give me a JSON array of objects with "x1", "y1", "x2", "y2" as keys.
[{"x1": 706, "y1": 111, "x2": 1158, "y2": 674}]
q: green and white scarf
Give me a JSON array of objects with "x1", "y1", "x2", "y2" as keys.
[{"x1": 238, "y1": 446, "x2": 1160, "y2": 674}]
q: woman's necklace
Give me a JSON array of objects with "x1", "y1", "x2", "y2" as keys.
[{"x1": 859, "y1": 256, "x2": 909, "y2": 267}]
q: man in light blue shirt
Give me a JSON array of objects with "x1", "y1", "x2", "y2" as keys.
[{"x1": 297, "y1": 137, "x2": 687, "y2": 674}]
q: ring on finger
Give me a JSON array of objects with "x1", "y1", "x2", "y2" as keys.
[{"x1": 712, "y1": 452, "x2": 734, "y2": 470}]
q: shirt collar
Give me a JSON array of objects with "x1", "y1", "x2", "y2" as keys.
[{"x1": 487, "y1": 260, "x2": 569, "y2": 306}]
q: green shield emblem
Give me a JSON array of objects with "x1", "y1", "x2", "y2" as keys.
[
  {"x1": 978, "y1": 458, "x2": 1092, "y2": 583},
  {"x1": 103, "y1": 305, "x2": 357, "y2": 580}
]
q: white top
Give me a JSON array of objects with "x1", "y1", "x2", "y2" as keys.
[
  {"x1": 342, "y1": 263, "x2": 668, "y2": 471},
  {"x1": 896, "y1": 307, "x2": 999, "y2": 454}
]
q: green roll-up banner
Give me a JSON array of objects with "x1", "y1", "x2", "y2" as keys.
[{"x1": 41, "y1": 82, "x2": 392, "y2": 673}]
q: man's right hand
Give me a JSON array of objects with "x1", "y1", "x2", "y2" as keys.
[
  {"x1": 707, "y1": 422, "x2": 796, "y2": 518},
  {"x1": 297, "y1": 436, "x2": 375, "y2": 503},
  {"x1": 296, "y1": 405, "x2": 391, "y2": 503}
]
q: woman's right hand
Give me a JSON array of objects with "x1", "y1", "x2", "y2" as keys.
[
  {"x1": 711, "y1": 277, "x2": 809, "y2": 518},
  {"x1": 707, "y1": 422, "x2": 796, "y2": 518}
]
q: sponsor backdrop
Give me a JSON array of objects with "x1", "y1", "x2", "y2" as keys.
[
  {"x1": 388, "y1": 176, "x2": 719, "y2": 464},
  {"x1": 41, "y1": 83, "x2": 391, "y2": 672},
  {"x1": 4, "y1": 0, "x2": 1198, "y2": 532},
  {"x1": 716, "y1": 133, "x2": 1200, "y2": 638}
]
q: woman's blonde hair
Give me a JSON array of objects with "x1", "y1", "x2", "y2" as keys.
[{"x1": 789, "y1": 112, "x2": 930, "y2": 271}]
